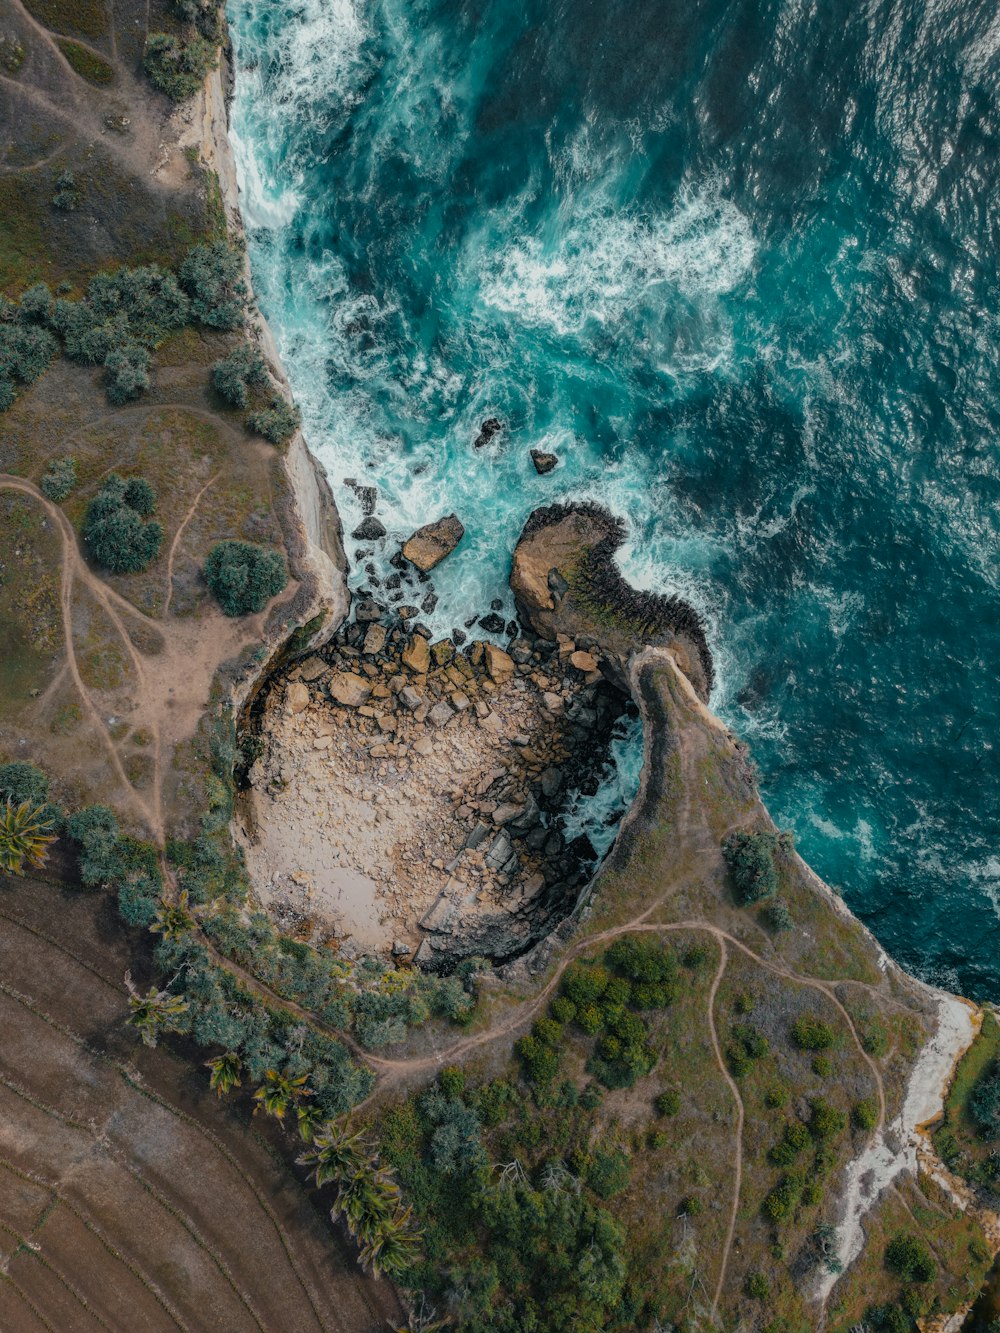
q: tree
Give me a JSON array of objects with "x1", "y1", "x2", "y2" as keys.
[
  {"x1": 245, "y1": 398, "x2": 300, "y2": 445},
  {"x1": 298, "y1": 1121, "x2": 369, "y2": 1186},
  {"x1": 971, "y1": 1064, "x2": 1000, "y2": 1138},
  {"x1": 885, "y1": 1232, "x2": 936, "y2": 1283},
  {"x1": 207, "y1": 1051, "x2": 242, "y2": 1098},
  {"x1": 104, "y1": 342, "x2": 150, "y2": 404},
  {"x1": 125, "y1": 974, "x2": 190, "y2": 1046},
  {"x1": 40, "y1": 457, "x2": 77, "y2": 502},
  {"x1": 203, "y1": 540, "x2": 287, "y2": 616},
  {"x1": 0, "y1": 801, "x2": 56, "y2": 875},
  {"x1": 722, "y1": 829, "x2": 780, "y2": 903},
  {"x1": 150, "y1": 891, "x2": 195, "y2": 942},
  {"x1": 83, "y1": 474, "x2": 163, "y2": 574},
  {"x1": 252, "y1": 1067, "x2": 311, "y2": 1120}
]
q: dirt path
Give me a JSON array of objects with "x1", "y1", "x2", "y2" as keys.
[
  {"x1": 705, "y1": 938, "x2": 744, "y2": 1316},
  {"x1": 164, "y1": 472, "x2": 218, "y2": 615}
]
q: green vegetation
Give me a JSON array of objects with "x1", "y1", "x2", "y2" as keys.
[
  {"x1": 970, "y1": 1061, "x2": 1000, "y2": 1137},
  {"x1": 0, "y1": 800, "x2": 56, "y2": 875},
  {"x1": 51, "y1": 169, "x2": 79, "y2": 211},
  {"x1": 178, "y1": 240, "x2": 247, "y2": 329},
  {"x1": 0, "y1": 293, "x2": 58, "y2": 410},
  {"x1": 722, "y1": 827, "x2": 782, "y2": 903},
  {"x1": 203, "y1": 539, "x2": 287, "y2": 616},
  {"x1": 726, "y1": 1021, "x2": 769, "y2": 1076},
  {"x1": 791, "y1": 1013, "x2": 837, "y2": 1050},
  {"x1": 765, "y1": 899, "x2": 793, "y2": 932},
  {"x1": 21, "y1": 0, "x2": 108, "y2": 38},
  {"x1": 104, "y1": 342, "x2": 151, "y2": 403},
  {"x1": 0, "y1": 36, "x2": 25, "y2": 73},
  {"x1": 143, "y1": 31, "x2": 218, "y2": 102},
  {"x1": 212, "y1": 341, "x2": 268, "y2": 407},
  {"x1": 56, "y1": 37, "x2": 114, "y2": 85},
  {"x1": 83, "y1": 473, "x2": 164, "y2": 573},
  {"x1": 40, "y1": 456, "x2": 77, "y2": 501},
  {"x1": 885, "y1": 1232, "x2": 936, "y2": 1283},
  {"x1": 245, "y1": 396, "x2": 300, "y2": 444},
  {"x1": 853, "y1": 1096, "x2": 879, "y2": 1131}
]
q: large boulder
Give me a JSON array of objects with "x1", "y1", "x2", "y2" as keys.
[
  {"x1": 285, "y1": 682, "x2": 309, "y2": 714},
  {"x1": 484, "y1": 643, "x2": 515, "y2": 683},
  {"x1": 352, "y1": 516, "x2": 386, "y2": 541},
  {"x1": 402, "y1": 515, "x2": 465, "y2": 572},
  {"x1": 328, "y1": 672, "x2": 372, "y2": 707},
  {"x1": 530, "y1": 449, "x2": 558, "y2": 475},
  {"x1": 402, "y1": 634, "x2": 431, "y2": 674}
]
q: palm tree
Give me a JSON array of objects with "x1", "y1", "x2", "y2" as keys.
[
  {"x1": 0, "y1": 800, "x2": 56, "y2": 876},
  {"x1": 358, "y1": 1209, "x2": 420, "y2": 1279},
  {"x1": 207, "y1": 1051, "x2": 241, "y2": 1098},
  {"x1": 332, "y1": 1165, "x2": 399, "y2": 1238},
  {"x1": 297, "y1": 1121, "x2": 370, "y2": 1186},
  {"x1": 125, "y1": 973, "x2": 189, "y2": 1047},
  {"x1": 150, "y1": 891, "x2": 195, "y2": 941},
  {"x1": 296, "y1": 1102, "x2": 324, "y2": 1142},
  {"x1": 252, "y1": 1068, "x2": 310, "y2": 1120}
]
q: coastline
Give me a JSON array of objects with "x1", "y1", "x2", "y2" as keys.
[{"x1": 191, "y1": 43, "x2": 996, "y2": 1310}]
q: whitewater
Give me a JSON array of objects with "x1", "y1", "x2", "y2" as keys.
[{"x1": 228, "y1": 0, "x2": 1000, "y2": 998}]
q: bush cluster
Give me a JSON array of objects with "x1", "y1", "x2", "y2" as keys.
[
  {"x1": 726, "y1": 1022, "x2": 769, "y2": 1077},
  {"x1": 179, "y1": 241, "x2": 247, "y2": 330},
  {"x1": 970, "y1": 1062, "x2": 1000, "y2": 1138},
  {"x1": 791, "y1": 1013, "x2": 837, "y2": 1051},
  {"x1": 83, "y1": 474, "x2": 163, "y2": 574},
  {"x1": 722, "y1": 828, "x2": 781, "y2": 903},
  {"x1": 212, "y1": 342, "x2": 268, "y2": 407},
  {"x1": 0, "y1": 290, "x2": 59, "y2": 411},
  {"x1": 143, "y1": 31, "x2": 218, "y2": 101},
  {"x1": 885, "y1": 1232, "x2": 936, "y2": 1283},
  {"x1": 203, "y1": 540, "x2": 287, "y2": 616},
  {"x1": 769, "y1": 1119, "x2": 810, "y2": 1166},
  {"x1": 246, "y1": 397, "x2": 300, "y2": 445},
  {"x1": 40, "y1": 456, "x2": 77, "y2": 502}
]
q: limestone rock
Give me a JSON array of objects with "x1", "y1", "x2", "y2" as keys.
[
  {"x1": 328, "y1": 672, "x2": 372, "y2": 707},
  {"x1": 399, "y1": 686, "x2": 423, "y2": 712},
  {"x1": 427, "y1": 701, "x2": 455, "y2": 729},
  {"x1": 430, "y1": 638, "x2": 455, "y2": 668},
  {"x1": 570, "y1": 649, "x2": 598, "y2": 673},
  {"x1": 297, "y1": 656, "x2": 328, "y2": 682},
  {"x1": 285, "y1": 682, "x2": 309, "y2": 714},
  {"x1": 484, "y1": 644, "x2": 515, "y2": 682},
  {"x1": 402, "y1": 515, "x2": 465, "y2": 572},
  {"x1": 530, "y1": 449, "x2": 558, "y2": 475},
  {"x1": 402, "y1": 634, "x2": 430, "y2": 674}
]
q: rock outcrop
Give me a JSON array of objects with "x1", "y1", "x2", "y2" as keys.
[{"x1": 402, "y1": 515, "x2": 465, "y2": 571}]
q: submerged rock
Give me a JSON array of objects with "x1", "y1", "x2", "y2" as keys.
[
  {"x1": 474, "y1": 417, "x2": 504, "y2": 449},
  {"x1": 402, "y1": 514, "x2": 465, "y2": 571},
  {"x1": 352, "y1": 516, "x2": 387, "y2": 541}
]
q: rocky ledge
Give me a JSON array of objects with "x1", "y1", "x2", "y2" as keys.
[{"x1": 236, "y1": 602, "x2": 635, "y2": 969}]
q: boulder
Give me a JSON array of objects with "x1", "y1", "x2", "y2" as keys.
[
  {"x1": 363, "y1": 623, "x2": 388, "y2": 656},
  {"x1": 328, "y1": 672, "x2": 372, "y2": 707},
  {"x1": 493, "y1": 802, "x2": 526, "y2": 825},
  {"x1": 285, "y1": 682, "x2": 309, "y2": 714},
  {"x1": 478, "y1": 612, "x2": 506, "y2": 634},
  {"x1": 427, "y1": 701, "x2": 455, "y2": 729},
  {"x1": 430, "y1": 638, "x2": 455, "y2": 668},
  {"x1": 399, "y1": 686, "x2": 423, "y2": 712},
  {"x1": 355, "y1": 597, "x2": 384, "y2": 623},
  {"x1": 352, "y1": 516, "x2": 386, "y2": 541},
  {"x1": 540, "y1": 766, "x2": 564, "y2": 800},
  {"x1": 530, "y1": 449, "x2": 558, "y2": 475},
  {"x1": 484, "y1": 643, "x2": 515, "y2": 683},
  {"x1": 297, "y1": 656, "x2": 328, "y2": 682},
  {"x1": 402, "y1": 634, "x2": 430, "y2": 674},
  {"x1": 474, "y1": 417, "x2": 503, "y2": 449},
  {"x1": 402, "y1": 515, "x2": 465, "y2": 572},
  {"x1": 570, "y1": 649, "x2": 599, "y2": 673}
]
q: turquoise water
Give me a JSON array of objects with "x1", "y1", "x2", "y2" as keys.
[{"x1": 228, "y1": 0, "x2": 1000, "y2": 998}]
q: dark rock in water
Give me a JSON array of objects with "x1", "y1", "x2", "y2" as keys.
[
  {"x1": 358, "y1": 486, "x2": 377, "y2": 515},
  {"x1": 402, "y1": 514, "x2": 465, "y2": 571},
  {"x1": 398, "y1": 604, "x2": 419, "y2": 620},
  {"x1": 452, "y1": 628, "x2": 467, "y2": 645},
  {"x1": 506, "y1": 620, "x2": 519, "y2": 638},
  {"x1": 352, "y1": 516, "x2": 387, "y2": 541},
  {"x1": 544, "y1": 830, "x2": 565, "y2": 858},
  {"x1": 490, "y1": 598, "x2": 503, "y2": 611},
  {"x1": 474, "y1": 416, "x2": 504, "y2": 449},
  {"x1": 525, "y1": 826, "x2": 548, "y2": 852},
  {"x1": 530, "y1": 449, "x2": 558, "y2": 475},
  {"x1": 385, "y1": 572, "x2": 401, "y2": 590},
  {"x1": 389, "y1": 551, "x2": 407, "y2": 571},
  {"x1": 479, "y1": 612, "x2": 505, "y2": 634},
  {"x1": 421, "y1": 591, "x2": 438, "y2": 614},
  {"x1": 354, "y1": 548, "x2": 371, "y2": 561},
  {"x1": 355, "y1": 596, "x2": 384, "y2": 623},
  {"x1": 464, "y1": 617, "x2": 477, "y2": 629},
  {"x1": 412, "y1": 622, "x2": 432, "y2": 639},
  {"x1": 346, "y1": 621, "x2": 366, "y2": 648}
]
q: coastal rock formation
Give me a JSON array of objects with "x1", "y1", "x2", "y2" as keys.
[
  {"x1": 401, "y1": 514, "x2": 465, "y2": 571},
  {"x1": 473, "y1": 417, "x2": 504, "y2": 449},
  {"x1": 530, "y1": 448, "x2": 558, "y2": 474}
]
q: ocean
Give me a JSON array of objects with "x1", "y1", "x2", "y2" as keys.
[{"x1": 227, "y1": 0, "x2": 1000, "y2": 999}]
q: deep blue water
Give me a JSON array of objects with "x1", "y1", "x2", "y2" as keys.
[{"x1": 228, "y1": 0, "x2": 1000, "y2": 999}]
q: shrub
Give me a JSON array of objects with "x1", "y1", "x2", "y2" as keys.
[
  {"x1": 212, "y1": 342, "x2": 268, "y2": 407},
  {"x1": 812, "y1": 1054, "x2": 832, "y2": 1077},
  {"x1": 143, "y1": 31, "x2": 218, "y2": 101},
  {"x1": 0, "y1": 321, "x2": 58, "y2": 386},
  {"x1": 727, "y1": 1023, "x2": 769, "y2": 1077},
  {"x1": 514, "y1": 1034, "x2": 560, "y2": 1088},
  {"x1": 118, "y1": 875, "x2": 161, "y2": 927},
  {"x1": 66, "y1": 805, "x2": 121, "y2": 887},
  {"x1": 179, "y1": 241, "x2": 247, "y2": 329},
  {"x1": 40, "y1": 457, "x2": 77, "y2": 501},
  {"x1": 18, "y1": 284, "x2": 53, "y2": 323},
  {"x1": 769, "y1": 1120, "x2": 810, "y2": 1166},
  {"x1": 762, "y1": 1172, "x2": 803, "y2": 1223},
  {"x1": 765, "y1": 900, "x2": 793, "y2": 932},
  {"x1": 59, "y1": 266, "x2": 190, "y2": 350},
  {"x1": 808, "y1": 1098, "x2": 846, "y2": 1141},
  {"x1": 586, "y1": 1148, "x2": 630, "y2": 1200},
  {"x1": 173, "y1": 0, "x2": 222, "y2": 39},
  {"x1": 746, "y1": 1271, "x2": 770, "y2": 1299},
  {"x1": 550, "y1": 995, "x2": 576, "y2": 1025},
  {"x1": 104, "y1": 341, "x2": 150, "y2": 403},
  {"x1": 885, "y1": 1232, "x2": 936, "y2": 1283},
  {"x1": 682, "y1": 942, "x2": 710, "y2": 968},
  {"x1": 83, "y1": 474, "x2": 163, "y2": 574},
  {"x1": 52, "y1": 170, "x2": 79, "y2": 210},
  {"x1": 605, "y1": 936, "x2": 677, "y2": 985},
  {"x1": 0, "y1": 762, "x2": 49, "y2": 806},
  {"x1": 971, "y1": 1065, "x2": 1000, "y2": 1138},
  {"x1": 654, "y1": 1089, "x2": 680, "y2": 1117},
  {"x1": 722, "y1": 828, "x2": 780, "y2": 903},
  {"x1": 562, "y1": 963, "x2": 610, "y2": 1007},
  {"x1": 203, "y1": 540, "x2": 288, "y2": 616},
  {"x1": 791, "y1": 1014, "x2": 836, "y2": 1050},
  {"x1": 863, "y1": 1304, "x2": 913, "y2": 1333},
  {"x1": 764, "y1": 1084, "x2": 789, "y2": 1109},
  {"x1": 246, "y1": 397, "x2": 300, "y2": 445}
]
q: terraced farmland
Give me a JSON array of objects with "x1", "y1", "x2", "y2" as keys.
[{"x1": 0, "y1": 871, "x2": 404, "y2": 1332}]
